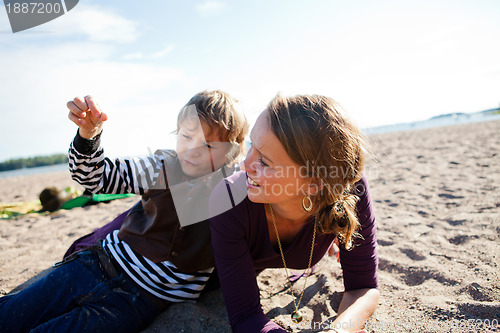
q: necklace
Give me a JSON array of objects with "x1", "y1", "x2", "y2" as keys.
[{"x1": 268, "y1": 204, "x2": 316, "y2": 324}]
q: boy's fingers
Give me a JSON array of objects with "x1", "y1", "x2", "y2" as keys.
[
  {"x1": 84, "y1": 95, "x2": 101, "y2": 117},
  {"x1": 68, "y1": 112, "x2": 86, "y2": 127},
  {"x1": 100, "y1": 112, "x2": 108, "y2": 122},
  {"x1": 67, "y1": 101, "x2": 87, "y2": 118},
  {"x1": 72, "y1": 97, "x2": 88, "y2": 112}
]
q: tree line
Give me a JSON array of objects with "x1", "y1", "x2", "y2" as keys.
[{"x1": 0, "y1": 153, "x2": 68, "y2": 171}]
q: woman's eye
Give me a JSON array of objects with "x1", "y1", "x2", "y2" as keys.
[
  {"x1": 259, "y1": 158, "x2": 269, "y2": 167},
  {"x1": 182, "y1": 135, "x2": 191, "y2": 140},
  {"x1": 206, "y1": 143, "x2": 214, "y2": 149}
]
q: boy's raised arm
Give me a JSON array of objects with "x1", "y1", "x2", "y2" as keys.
[{"x1": 67, "y1": 96, "x2": 165, "y2": 195}]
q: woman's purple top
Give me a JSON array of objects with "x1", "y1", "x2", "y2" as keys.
[{"x1": 209, "y1": 171, "x2": 378, "y2": 333}]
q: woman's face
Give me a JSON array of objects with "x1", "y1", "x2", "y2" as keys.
[{"x1": 243, "y1": 111, "x2": 310, "y2": 206}]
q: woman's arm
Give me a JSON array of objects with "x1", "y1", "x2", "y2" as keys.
[
  {"x1": 209, "y1": 176, "x2": 287, "y2": 333},
  {"x1": 328, "y1": 175, "x2": 379, "y2": 332},
  {"x1": 210, "y1": 212, "x2": 286, "y2": 332},
  {"x1": 327, "y1": 288, "x2": 379, "y2": 332}
]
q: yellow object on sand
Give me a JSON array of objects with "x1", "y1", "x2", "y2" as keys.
[
  {"x1": 0, "y1": 200, "x2": 43, "y2": 219},
  {"x1": 1, "y1": 186, "x2": 135, "y2": 219}
]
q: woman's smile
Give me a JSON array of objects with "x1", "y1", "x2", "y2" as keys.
[{"x1": 246, "y1": 175, "x2": 260, "y2": 187}]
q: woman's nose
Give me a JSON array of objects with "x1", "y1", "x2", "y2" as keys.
[
  {"x1": 239, "y1": 160, "x2": 246, "y2": 171},
  {"x1": 242, "y1": 147, "x2": 255, "y2": 173}
]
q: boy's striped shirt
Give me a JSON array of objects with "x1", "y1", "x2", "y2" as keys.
[{"x1": 68, "y1": 133, "x2": 213, "y2": 302}]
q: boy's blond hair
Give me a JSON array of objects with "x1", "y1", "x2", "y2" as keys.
[{"x1": 177, "y1": 90, "x2": 249, "y2": 163}]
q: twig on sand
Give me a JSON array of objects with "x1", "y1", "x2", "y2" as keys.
[{"x1": 429, "y1": 252, "x2": 468, "y2": 264}]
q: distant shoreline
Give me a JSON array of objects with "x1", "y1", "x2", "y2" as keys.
[
  {"x1": 363, "y1": 108, "x2": 500, "y2": 135},
  {"x1": 0, "y1": 153, "x2": 68, "y2": 173},
  {"x1": 0, "y1": 163, "x2": 68, "y2": 179}
]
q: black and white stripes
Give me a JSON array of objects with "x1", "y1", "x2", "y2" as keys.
[
  {"x1": 103, "y1": 231, "x2": 213, "y2": 302},
  {"x1": 68, "y1": 134, "x2": 213, "y2": 302},
  {"x1": 68, "y1": 140, "x2": 167, "y2": 195}
]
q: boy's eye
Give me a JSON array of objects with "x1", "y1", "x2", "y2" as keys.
[{"x1": 206, "y1": 143, "x2": 214, "y2": 149}]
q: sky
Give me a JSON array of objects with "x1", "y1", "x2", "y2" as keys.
[{"x1": 0, "y1": 0, "x2": 499, "y2": 162}]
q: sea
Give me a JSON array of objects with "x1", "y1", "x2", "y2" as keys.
[
  {"x1": 0, "y1": 163, "x2": 68, "y2": 179},
  {"x1": 1, "y1": 110, "x2": 499, "y2": 179},
  {"x1": 363, "y1": 109, "x2": 500, "y2": 135}
]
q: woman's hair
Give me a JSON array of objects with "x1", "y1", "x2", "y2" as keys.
[
  {"x1": 177, "y1": 90, "x2": 249, "y2": 164},
  {"x1": 266, "y1": 94, "x2": 366, "y2": 250}
]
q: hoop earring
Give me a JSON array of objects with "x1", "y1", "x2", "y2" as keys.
[{"x1": 302, "y1": 196, "x2": 313, "y2": 212}]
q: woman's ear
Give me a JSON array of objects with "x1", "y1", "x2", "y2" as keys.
[{"x1": 306, "y1": 178, "x2": 324, "y2": 196}]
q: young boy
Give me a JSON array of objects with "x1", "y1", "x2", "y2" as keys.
[{"x1": 0, "y1": 90, "x2": 248, "y2": 332}]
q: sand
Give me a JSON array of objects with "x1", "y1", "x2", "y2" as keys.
[{"x1": 1, "y1": 120, "x2": 499, "y2": 332}]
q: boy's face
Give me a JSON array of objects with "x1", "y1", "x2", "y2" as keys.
[{"x1": 176, "y1": 118, "x2": 231, "y2": 178}]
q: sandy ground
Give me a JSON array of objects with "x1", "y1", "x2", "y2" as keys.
[{"x1": 0, "y1": 120, "x2": 499, "y2": 332}]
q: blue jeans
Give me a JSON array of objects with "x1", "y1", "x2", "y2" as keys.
[{"x1": 0, "y1": 250, "x2": 164, "y2": 333}]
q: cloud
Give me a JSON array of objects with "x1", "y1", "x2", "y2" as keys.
[
  {"x1": 122, "y1": 45, "x2": 175, "y2": 61},
  {"x1": 412, "y1": 23, "x2": 469, "y2": 47},
  {"x1": 151, "y1": 45, "x2": 175, "y2": 59},
  {"x1": 122, "y1": 52, "x2": 144, "y2": 60},
  {"x1": 46, "y1": 4, "x2": 140, "y2": 43},
  {"x1": 196, "y1": 1, "x2": 228, "y2": 17}
]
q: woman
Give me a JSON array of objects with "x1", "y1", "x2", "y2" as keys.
[{"x1": 209, "y1": 94, "x2": 379, "y2": 333}]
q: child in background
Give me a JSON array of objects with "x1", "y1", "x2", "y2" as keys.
[{"x1": 0, "y1": 90, "x2": 248, "y2": 333}]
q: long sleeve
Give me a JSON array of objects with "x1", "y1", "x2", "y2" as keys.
[
  {"x1": 68, "y1": 130, "x2": 167, "y2": 195},
  {"x1": 209, "y1": 175, "x2": 286, "y2": 333},
  {"x1": 210, "y1": 209, "x2": 286, "y2": 332},
  {"x1": 339, "y1": 175, "x2": 379, "y2": 291}
]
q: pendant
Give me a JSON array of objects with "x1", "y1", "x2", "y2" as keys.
[{"x1": 291, "y1": 310, "x2": 303, "y2": 323}]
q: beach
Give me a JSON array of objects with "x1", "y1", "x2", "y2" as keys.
[{"x1": 1, "y1": 120, "x2": 499, "y2": 332}]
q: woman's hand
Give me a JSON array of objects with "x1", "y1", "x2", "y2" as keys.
[
  {"x1": 327, "y1": 288, "x2": 379, "y2": 333},
  {"x1": 67, "y1": 95, "x2": 108, "y2": 139}
]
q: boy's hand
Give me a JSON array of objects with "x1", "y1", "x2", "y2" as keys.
[{"x1": 67, "y1": 95, "x2": 108, "y2": 139}]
